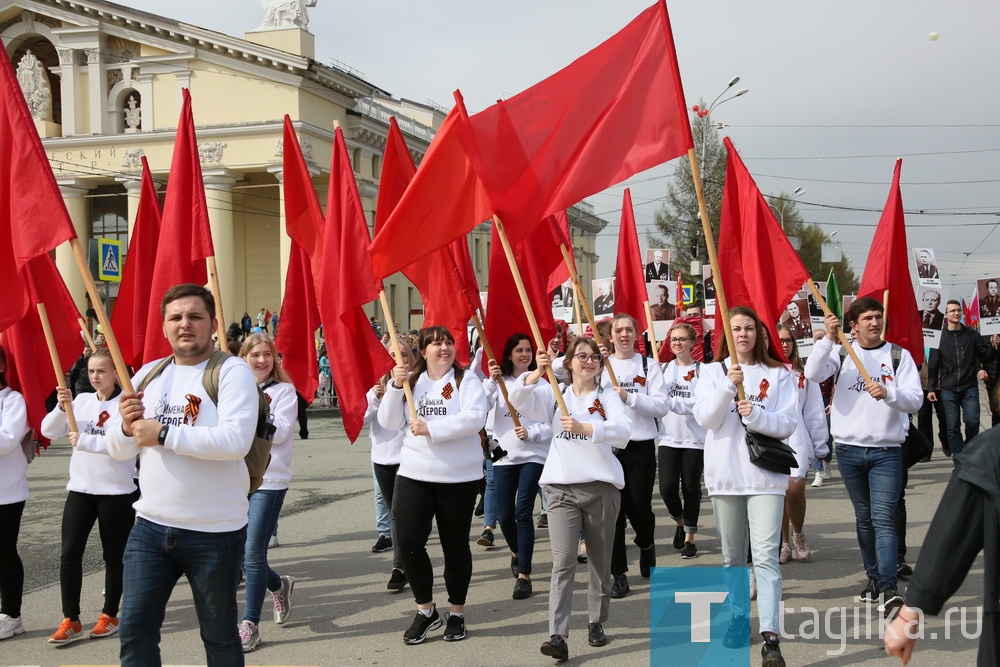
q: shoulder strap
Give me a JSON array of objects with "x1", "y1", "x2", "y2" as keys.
[
  {"x1": 694, "y1": 361, "x2": 701, "y2": 377},
  {"x1": 836, "y1": 345, "x2": 850, "y2": 381},
  {"x1": 890, "y1": 344, "x2": 902, "y2": 373},
  {"x1": 641, "y1": 353, "x2": 648, "y2": 376},
  {"x1": 136, "y1": 356, "x2": 175, "y2": 394},
  {"x1": 200, "y1": 350, "x2": 229, "y2": 406}
]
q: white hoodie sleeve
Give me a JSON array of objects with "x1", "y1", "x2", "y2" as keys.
[
  {"x1": 377, "y1": 383, "x2": 408, "y2": 431},
  {"x1": 625, "y1": 360, "x2": 669, "y2": 419},
  {"x1": 802, "y1": 379, "x2": 830, "y2": 459},
  {"x1": 883, "y1": 350, "x2": 924, "y2": 414},
  {"x1": 804, "y1": 336, "x2": 840, "y2": 383},
  {"x1": 693, "y1": 364, "x2": 738, "y2": 431}
]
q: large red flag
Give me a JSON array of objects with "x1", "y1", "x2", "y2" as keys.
[
  {"x1": 0, "y1": 45, "x2": 78, "y2": 333},
  {"x1": 374, "y1": 117, "x2": 417, "y2": 234},
  {"x1": 1, "y1": 254, "x2": 81, "y2": 442},
  {"x1": 613, "y1": 189, "x2": 649, "y2": 332},
  {"x1": 368, "y1": 105, "x2": 493, "y2": 281},
  {"x1": 142, "y1": 89, "x2": 215, "y2": 362},
  {"x1": 857, "y1": 159, "x2": 923, "y2": 364},
  {"x1": 281, "y1": 116, "x2": 324, "y2": 267},
  {"x1": 319, "y1": 127, "x2": 393, "y2": 442},
  {"x1": 457, "y1": 1, "x2": 693, "y2": 245},
  {"x1": 111, "y1": 157, "x2": 161, "y2": 370},
  {"x1": 715, "y1": 137, "x2": 810, "y2": 362}
]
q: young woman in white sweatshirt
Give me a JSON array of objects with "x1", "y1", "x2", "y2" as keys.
[
  {"x1": 0, "y1": 347, "x2": 30, "y2": 642},
  {"x1": 238, "y1": 333, "x2": 298, "y2": 652},
  {"x1": 693, "y1": 307, "x2": 797, "y2": 666},
  {"x1": 508, "y1": 337, "x2": 630, "y2": 662},
  {"x1": 41, "y1": 348, "x2": 138, "y2": 644}
]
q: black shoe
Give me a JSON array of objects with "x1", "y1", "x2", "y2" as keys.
[
  {"x1": 442, "y1": 612, "x2": 466, "y2": 642},
  {"x1": 474, "y1": 497, "x2": 484, "y2": 517},
  {"x1": 387, "y1": 568, "x2": 407, "y2": 592},
  {"x1": 943, "y1": 446, "x2": 952, "y2": 458},
  {"x1": 512, "y1": 578, "x2": 532, "y2": 600},
  {"x1": 540, "y1": 634, "x2": 569, "y2": 661},
  {"x1": 371, "y1": 535, "x2": 392, "y2": 553},
  {"x1": 897, "y1": 560, "x2": 913, "y2": 578},
  {"x1": 299, "y1": 431, "x2": 309, "y2": 440},
  {"x1": 761, "y1": 634, "x2": 785, "y2": 667},
  {"x1": 610, "y1": 574, "x2": 630, "y2": 599},
  {"x1": 510, "y1": 556, "x2": 519, "y2": 579},
  {"x1": 858, "y1": 576, "x2": 879, "y2": 603},
  {"x1": 878, "y1": 587, "x2": 905, "y2": 617},
  {"x1": 722, "y1": 615, "x2": 750, "y2": 649},
  {"x1": 403, "y1": 606, "x2": 441, "y2": 645},
  {"x1": 476, "y1": 529, "x2": 494, "y2": 548},
  {"x1": 639, "y1": 545, "x2": 655, "y2": 578},
  {"x1": 537, "y1": 513, "x2": 548, "y2": 528},
  {"x1": 673, "y1": 525, "x2": 685, "y2": 550},
  {"x1": 681, "y1": 542, "x2": 698, "y2": 559},
  {"x1": 588, "y1": 622, "x2": 607, "y2": 647}
]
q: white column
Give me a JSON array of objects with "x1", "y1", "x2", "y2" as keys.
[
  {"x1": 85, "y1": 47, "x2": 107, "y2": 135},
  {"x1": 55, "y1": 178, "x2": 91, "y2": 314},
  {"x1": 202, "y1": 168, "x2": 241, "y2": 328},
  {"x1": 56, "y1": 48, "x2": 81, "y2": 136}
]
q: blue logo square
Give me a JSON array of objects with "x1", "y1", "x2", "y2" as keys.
[{"x1": 650, "y1": 566, "x2": 751, "y2": 666}]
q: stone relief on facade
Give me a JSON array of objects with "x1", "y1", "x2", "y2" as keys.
[
  {"x1": 16, "y1": 50, "x2": 52, "y2": 121},
  {"x1": 258, "y1": 0, "x2": 317, "y2": 30},
  {"x1": 124, "y1": 95, "x2": 141, "y2": 131},
  {"x1": 199, "y1": 142, "x2": 227, "y2": 163},
  {"x1": 273, "y1": 138, "x2": 283, "y2": 158},
  {"x1": 273, "y1": 136, "x2": 312, "y2": 159},
  {"x1": 121, "y1": 147, "x2": 145, "y2": 169},
  {"x1": 106, "y1": 37, "x2": 140, "y2": 63},
  {"x1": 107, "y1": 69, "x2": 123, "y2": 89}
]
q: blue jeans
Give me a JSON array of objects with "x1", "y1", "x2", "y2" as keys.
[
  {"x1": 243, "y1": 489, "x2": 286, "y2": 624},
  {"x1": 494, "y1": 462, "x2": 544, "y2": 575},
  {"x1": 940, "y1": 386, "x2": 980, "y2": 460},
  {"x1": 373, "y1": 462, "x2": 390, "y2": 536},
  {"x1": 835, "y1": 444, "x2": 901, "y2": 591},
  {"x1": 120, "y1": 518, "x2": 245, "y2": 667},
  {"x1": 484, "y1": 458, "x2": 497, "y2": 529}
]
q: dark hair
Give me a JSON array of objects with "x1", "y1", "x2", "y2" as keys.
[
  {"x1": 160, "y1": 283, "x2": 216, "y2": 320},
  {"x1": 411, "y1": 326, "x2": 462, "y2": 385},
  {"x1": 847, "y1": 296, "x2": 883, "y2": 328},
  {"x1": 775, "y1": 324, "x2": 803, "y2": 373},
  {"x1": 564, "y1": 337, "x2": 601, "y2": 387},
  {"x1": 988, "y1": 279, "x2": 999, "y2": 288},
  {"x1": 715, "y1": 306, "x2": 783, "y2": 369},
  {"x1": 946, "y1": 299, "x2": 961, "y2": 309},
  {"x1": 0, "y1": 346, "x2": 6, "y2": 387},
  {"x1": 500, "y1": 334, "x2": 535, "y2": 377}
]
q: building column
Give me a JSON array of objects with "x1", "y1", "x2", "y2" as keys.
[
  {"x1": 56, "y1": 178, "x2": 90, "y2": 314},
  {"x1": 202, "y1": 169, "x2": 241, "y2": 328},
  {"x1": 56, "y1": 48, "x2": 81, "y2": 136},
  {"x1": 85, "y1": 46, "x2": 107, "y2": 135},
  {"x1": 115, "y1": 173, "x2": 143, "y2": 239}
]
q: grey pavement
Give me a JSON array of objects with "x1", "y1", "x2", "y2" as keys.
[{"x1": 1, "y1": 387, "x2": 993, "y2": 667}]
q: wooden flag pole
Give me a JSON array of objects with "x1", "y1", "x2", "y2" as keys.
[
  {"x1": 377, "y1": 289, "x2": 417, "y2": 421},
  {"x1": 78, "y1": 317, "x2": 97, "y2": 353},
  {"x1": 470, "y1": 312, "x2": 523, "y2": 429},
  {"x1": 37, "y1": 303, "x2": 79, "y2": 435},
  {"x1": 642, "y1": 300, "x2": 661, "y2": 361},
  {"x1": 573, "y1": 285, "x2": 583, "y2": 334},
  {"x1": 557, "y1": 243, "x2": 620, "y2": 388},
  {"x1": 494, "y1": 216, "x2": 569, "y2": 416},
  {"x1": 69, "y1": 238, "x2": 134, "y2": 393},
  {"x1": 207, "y1": 256, "x2": 228, "y2": 346},
  {"x1": 686, "y1": 148, "x2": 744, "y2": 400},
  {"x1": 881, "y1": 289, "x2": 890, "y2": 341},
  {"x1": 805, "y1": 279, "x2": 872, "y2": 381}
]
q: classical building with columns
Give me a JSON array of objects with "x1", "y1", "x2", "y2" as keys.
[{"x1": 2, "y1": 0, "x2": 607, "y2": 334}]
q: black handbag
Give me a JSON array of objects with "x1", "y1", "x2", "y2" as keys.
[
  {"x1": 743, "y1": 424, "x2": 798, "y2": 475},
  {"x1": 902, "y1": 421, "x2": 933, "y2": 468}
]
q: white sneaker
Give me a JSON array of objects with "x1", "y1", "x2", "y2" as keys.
[
  {"x1": 238, "y1": 619, "x2": 260, "y2": 652},
  {"x1": 268, "y1": 534, "x2": 279, "y2": 549},
  {"x1": 0, "y1": 614, "x2": 25, "y2": 640},
  {"x1": 272, "y1": 575, "x2": 295, "y2": 625},
  {"x1": 819, "y1": 465, "x2": 833, "y2": 480},
  {"x1": 778, "y1": 544, "x2": 792, "y2": 565},
  {"x1": 792, "y1": 532, "x2": 811, "y2": 562},
  {"x1": 811, "y1": 468, "x2": 825, "y2": 487}
]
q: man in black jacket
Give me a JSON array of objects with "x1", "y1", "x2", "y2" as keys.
[{"x1": 927, "y1": 300, "x2": 996, "y2": 461}]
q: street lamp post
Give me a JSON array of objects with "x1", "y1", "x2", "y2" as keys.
[{"x1": 776, "y1": 186, "x2": 805, "y2": 231}]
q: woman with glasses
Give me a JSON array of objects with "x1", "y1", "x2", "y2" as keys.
[
  {"x1": 658, "y1": 322, "x2": 707, "y2": 559},
  {"x1": 775, "y1": 325, "x2": 829, "y2": 566},
  {"x1": 508, "y1": 337, "x2": 630, "y2": 662},
  {"x1": 693, "y1": 307, "x2": 797, "y2": 666}
]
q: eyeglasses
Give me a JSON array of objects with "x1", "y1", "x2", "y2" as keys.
[
  {"x1": 779, "y1": 338, "x2": 795, "y2": 345},
  {"x1": 668, "y1": 337, "x2": 692, "y2": 343},
  {"x1": 573, "y1": 353, "x2": 603, "y2": 364}
]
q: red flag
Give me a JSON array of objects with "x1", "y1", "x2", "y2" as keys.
[
  {"x1": 676, "y1": 270, "x2": 685, "y2": 311},
  {"x1": 715, "y1": 137, "x2": 810, "y2": 362},
  {"x1": 142, "y1": 89, "x2": 215, "y2": 362},
  {"x1": 368, "y1": 105, "x2": 493, "y2": 281},
  {"x1": 857, "y1": 159, "x2": 923, "y2": 364},
  {"x1": 1, "y1": 255, "x2": 81, "y2": 442},
  {"x1": 111, "y1": 157, "x2": 161, "y2": 370},
  {"x1": 281, "y1": 116, "x2": 324, "y2": 268},
  {"x1": 0, "y1": 45, "x2": 77, "y2": 333},
  {"x1": 613, "y1": 189, "x2": 649, "y2": 332},
  {"x1": 967, "y1": 288, "x2": 980, "y2": 329},
  {"x1": 319, "y1": 127, "x2": 393, "y2": 442},
  {"x1": 375, "y1": 117, "x2": 417, "y2": 234},
  {"x1": 456, "y1": 1, "x2": 693, "y2": 245}
]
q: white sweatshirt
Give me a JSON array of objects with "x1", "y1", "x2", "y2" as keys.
[
  {"x1": 106, "y1": 356, "x2": 259, "y2": 532},
  {"x1": 786, "y1": 369, "x2": 830, "y2": 480},
  {"x1": 483, "y1": 375, "x2": 552, "y2": 466},
  {"x1": 259, "y1": 381, "x2": 297, "y2": 491},
  {"x1": 659, "y1": 360, "x2": 707, "y2": 450},
  {"x1": 803, "y1": 337, "x2": 923, "y2": 447},
  {"x1": 41, "y1": 391, "x2": 137, "y2": 495},
  {"x1": 378, "y1": 369, "x2": 488, "y2": 483},
  {"x1": 508, "y1": 377, "x2": 631, "y2": 489},
  {"x1": 364, "y1": 386, "x2": 406, "y2": 466},
  {"x1": 693, "y1": 362, "x2": 798, "y2": 496},
  {"x1": 0, "y1": 387, "x2": 29, "y2": 505},
  {"x1": 603, "y1": 353, "x2": 668, "y2": 441}
]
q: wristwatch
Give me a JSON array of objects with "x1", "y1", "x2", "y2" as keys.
[{"x1": 157, "y1": 424, "x2": 169, "y2": 446}]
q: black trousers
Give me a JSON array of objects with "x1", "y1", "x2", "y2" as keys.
[
  {"x1": 0, "y1": 501, "x2": 25, "y2": 618},
  {"x1": 611, "y1": 439, "x2": 656, "y2": 575},
  {"x1": 61, "y1": 489, "x2": 138, "y2": 619},
  {"x1": 658, "y1": 446, "x2": 704, "y2": 530},
  {"x1": 394, "y1": 476, "x2": 478, "y2": 606},
  {"x1": 917, "y1": 390, "x2": 949, "y2": 455}
]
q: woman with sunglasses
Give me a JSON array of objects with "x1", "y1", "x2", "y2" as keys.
[
  {"x1": 693, "y1": 307, "x2": 797, "y2": 666},
  {"x1": 658, "y1": 322, "x2": 707, "y2": 559},
  {"x1": 508, "y1": 337, "x2": 630, "y2": 662}
]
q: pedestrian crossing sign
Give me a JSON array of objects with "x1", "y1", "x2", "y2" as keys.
[{"x1": 97, "y1": 238, "x2": 122, "y2": 282}]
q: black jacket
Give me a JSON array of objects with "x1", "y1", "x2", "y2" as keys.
[{"x1": 927, "y1": 325, "x2": 995, "y2": 392}]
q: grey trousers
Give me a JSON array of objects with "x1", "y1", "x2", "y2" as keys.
[{"x1": 545, "y1": 481, "x2": 621, "y2": 637}]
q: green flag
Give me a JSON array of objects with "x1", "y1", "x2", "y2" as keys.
[{"x1": 826, "y1": 267, "x2": 842, "y2": 320}]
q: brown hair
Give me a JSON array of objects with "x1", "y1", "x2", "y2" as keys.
[
  {"x1": 715, "y1": 306, "x2": 783, "y2": 369},
  {"x1": 668, "y1": 322, "x2": 697, "y2": 342},
  {"x1": 775, "y1": 324, "x2": 803, "y2": 373},
  {"x1": 160, "y1": 284, "x2": 216, "y2": 320},
  {"x1": 411, "y1": 326, "x2": 463, "y2": 385},
  {"x1": 240, "y1": 333, "x2": 292, "y2": 384},
  {"x1": 564, "y1": 337, "x2": 602, "y2": 387}
]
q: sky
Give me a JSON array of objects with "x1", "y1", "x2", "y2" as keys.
[{"x1": 122, "y1": 0, "x2": 1000, "y2": 300}]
